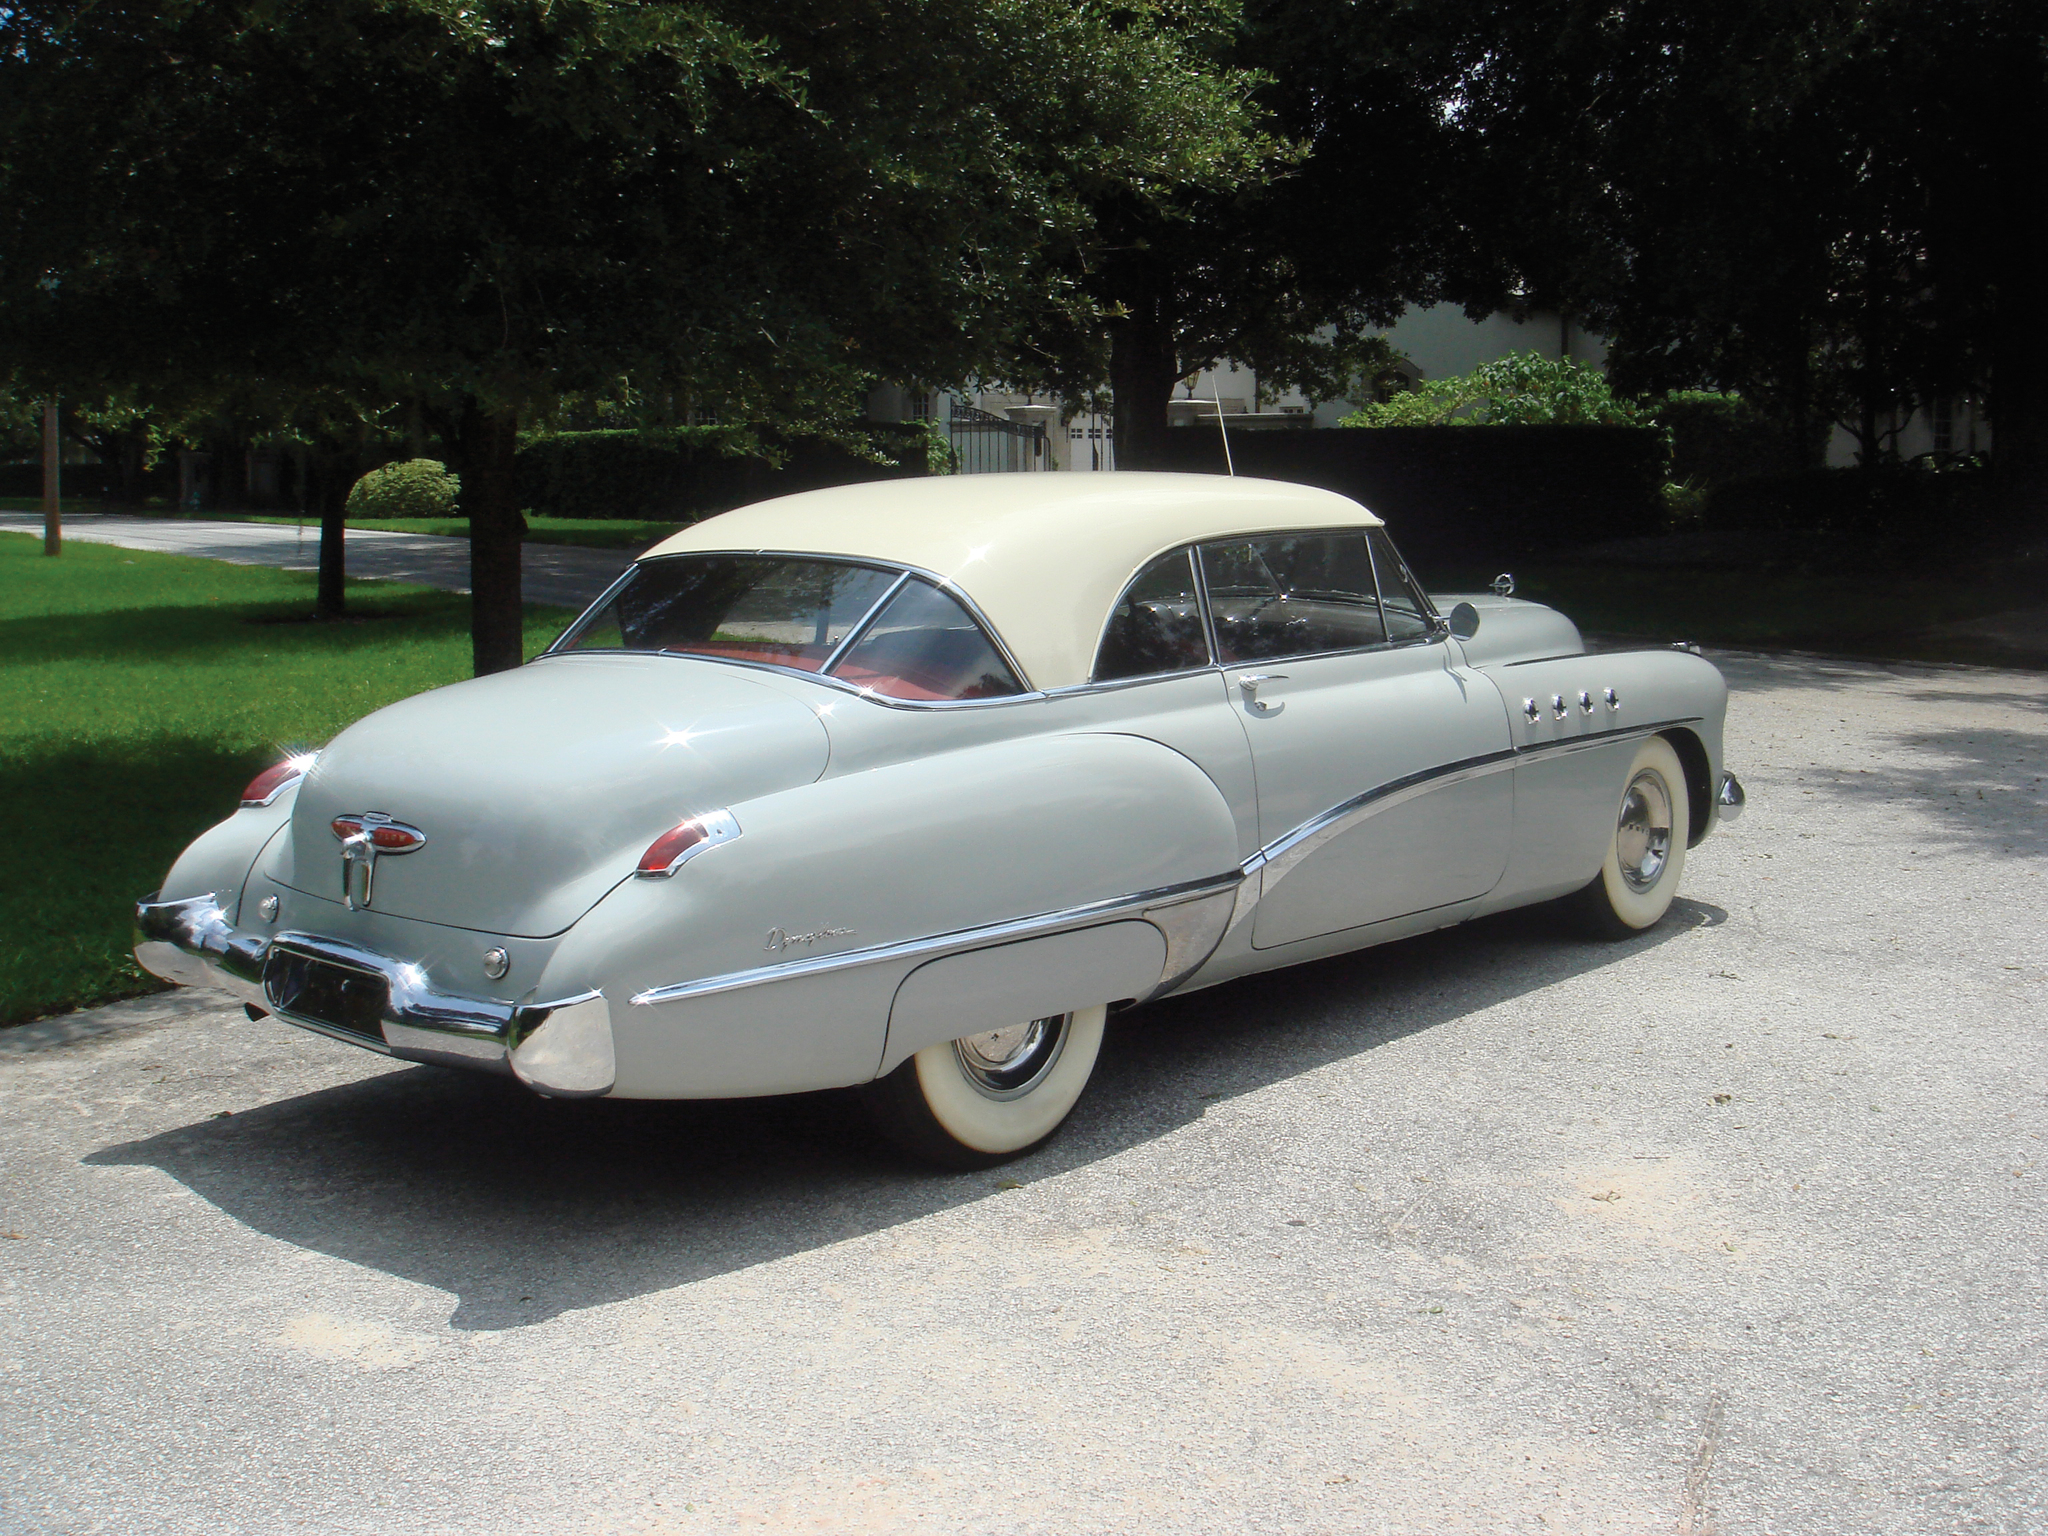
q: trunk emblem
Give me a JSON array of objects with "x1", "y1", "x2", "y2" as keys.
[{"x1": 330, "y1": 813, "x2": 427, "y2": 910}]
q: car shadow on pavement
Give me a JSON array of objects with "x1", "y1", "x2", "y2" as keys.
[{"x1": 86, "y1": 900, "x2": 1720, "y2": 1331}]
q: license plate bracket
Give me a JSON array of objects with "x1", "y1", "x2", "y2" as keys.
[{"x1": 264, "y1": 947, "x2": 389, "y2": 1043}]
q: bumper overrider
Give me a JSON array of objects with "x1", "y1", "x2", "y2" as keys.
[{"x1": 133, "y1": 892, "x2": 614, "y2": 1097}]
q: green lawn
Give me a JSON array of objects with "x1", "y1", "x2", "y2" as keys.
[
  {"x1": 0, "y1": 500, "x2": 684, "y2": 551},
  {"x1": 0, "y1": 531, "x2": 576, "y2": 1026}
]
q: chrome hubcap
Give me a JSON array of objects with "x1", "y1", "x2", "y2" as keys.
[
  {"x1": 954, "y1": 1014, "x2": 1071, "y2": 1100},
  {"x1": 1615, "y1": 769, "x2": 1674, "y2": 892}
]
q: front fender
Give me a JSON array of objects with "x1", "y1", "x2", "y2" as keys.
[{"x1": 539, "y1": 731, "x2": 1241, "y2": 1098}]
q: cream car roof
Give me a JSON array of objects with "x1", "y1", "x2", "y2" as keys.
[{"x1": 642, "y1": 471, "x2": 1384, "y2": 692}]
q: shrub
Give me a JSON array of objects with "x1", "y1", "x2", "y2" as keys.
[
  {"x1": 1339, "y1": 352, "x2": 1658, "y2": 429},
  {"x1": 347, "y1": 457, "x2": 462, "y2": 519},
  {"x1": 1655, "y1": 391, "x2": 1819, "y2": 487}
]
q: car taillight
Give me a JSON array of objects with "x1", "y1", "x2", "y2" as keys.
[
  {"x1": 241, "y1": 753, "x2": 316, "y2": 807},
  {"x1": 637, "y1": 818, "x2": 710, "y2": 877},
  {"x1": 635, "y1": 809, "x2": 741, "y2": 877}
]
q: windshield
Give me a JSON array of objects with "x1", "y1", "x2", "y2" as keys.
[{"x1": 552, "y1": 553, "x2": 1028, "y2": 701}]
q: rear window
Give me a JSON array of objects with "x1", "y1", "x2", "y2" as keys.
[
  {"x1": 829, "y1": 578, "x2": 1025, "y2": 701},
  {"x1": 554, "y1": 555, "x2": 1025, "y2": 702},
  {"x1": 556, "y1": 556, "x2": 901, "y2": 671}
]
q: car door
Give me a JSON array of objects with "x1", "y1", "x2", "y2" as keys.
[{"x1": 1199, "y1": 528, "x2": 1517, "y2": 950}]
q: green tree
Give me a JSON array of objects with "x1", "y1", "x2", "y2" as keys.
[
  {"x1": 1425, "y1": 0, "x2": 2045, "y2": 517},
  {"x1": 0, "y1": 0, "x2": 1271, "y2": 671},
  {"x1": 1025, "y1": 1, "x2": 1469, "y2": 467},
  {"x1": 1338, "y1": 353, "x2": 1656, "y2": 427}
]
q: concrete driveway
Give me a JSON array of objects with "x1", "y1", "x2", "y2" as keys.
[
  {"x1": 2, "y1": 651, "x2": 2043, "y2": 1535},
  {"x1": 0, "y1": 512, "x2": 632, "y2": 611}
]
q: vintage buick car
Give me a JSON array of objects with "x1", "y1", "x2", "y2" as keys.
[{"x1": 136, "y1": 473, "x2": 1744, "y2": 1165}]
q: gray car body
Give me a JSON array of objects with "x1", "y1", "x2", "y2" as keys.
[{"x1": 136, "y1": 493, "x2": 1733, "y2": 1102}]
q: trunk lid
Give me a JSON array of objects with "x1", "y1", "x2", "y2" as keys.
[{"x1": 270, "y1": 654, "x2": 829, "y2": 936}]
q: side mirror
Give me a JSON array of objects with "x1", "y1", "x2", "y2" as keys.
[{"x1": 1448, "y1": 601, "x2": 1481, "y2": 640}]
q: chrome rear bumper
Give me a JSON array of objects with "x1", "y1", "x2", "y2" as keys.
[{"x1": 133, "y1": 892, "x2": 614, "y2": 1097}]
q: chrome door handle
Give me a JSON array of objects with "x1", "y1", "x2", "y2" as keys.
[{"x1": 1236, "y1": 672, "x2": 1287, "y2": 710}]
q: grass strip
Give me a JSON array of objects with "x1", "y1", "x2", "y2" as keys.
[{"x1": 0, "y1": 531, "x2": 575, "y2": 1025}]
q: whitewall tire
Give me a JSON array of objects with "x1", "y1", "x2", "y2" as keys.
[
  {"x1": 1570, "y1": 734, "x2": 1690, "y2": 938},
  {"x1": 859, "y1": 1006, "x2": 1107, "y2": 1168}
]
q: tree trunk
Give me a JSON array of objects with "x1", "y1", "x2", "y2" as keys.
[
  {"x1": 312, "y1": 444, "x2": 354, "y2": 618},
  {"x1": 1987, "y1": 48, "x2": 2048, "y2": 535},
  {"x1": 1108, "y1": 262, "x2": 1182, "y2": 471},
  {"x1": 457, "y1": 397, "x2": 526, "y2": 676}
]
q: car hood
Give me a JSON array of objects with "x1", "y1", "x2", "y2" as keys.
[{"x1": 268, "y1": 654, "x2": 830, "y2": 937}]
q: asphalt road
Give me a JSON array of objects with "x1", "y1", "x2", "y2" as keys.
[
  {"x1": 0, "y1": 513, "x2": 632, "y2": 611},
  {"x1": 3, "y1": 650, "x2": 2043, "y2": 1535}
]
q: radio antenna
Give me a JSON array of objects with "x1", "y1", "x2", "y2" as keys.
[{"x1": 1211, "y1": 371, "x2": 1235, "y2": 476}]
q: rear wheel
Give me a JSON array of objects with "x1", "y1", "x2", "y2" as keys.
[
  {"x1": 1568, "y1": 735, "x2": 1691, "y2": 938},
  {"x1": 859, "y1": 1006, "x2": 1106, "y2": 1168}
]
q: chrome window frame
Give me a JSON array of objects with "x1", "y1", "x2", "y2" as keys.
[
  {"x1": 1087, "y1": 545, "x2": 1215, "y2": 687},
  {"x1": 537, "y1": 549, "x2": 1044, "y2": 710},
  {"x1": 1068, "y1": 525, "x2": 1457, "y2": 699},
  {"x1": 1363, "y1": 526, "x2": 1448, "y2": 649},
  {"x1": 1194, "y1": 526, "x2": 1449, "y2": 669}
]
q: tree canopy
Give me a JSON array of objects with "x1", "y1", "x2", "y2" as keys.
[{"x1": 0, "y1": 0, "x2": 1278, "y2": 668}]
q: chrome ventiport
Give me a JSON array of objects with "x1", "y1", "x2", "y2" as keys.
[
  {"x1": 1522, "y1": 697, "x2": 1541, "y2": 722},
  {"x1": 1604, "y1": 687, "x2": 1620, "y2": 710},
  {"x1": 258, "y1": 895, "x2": 279, "y2": 923},
  {"x1": 1578, "y1": 690, "x2": 1594, "y2": 714},
  {"x1": 483, "y1": 947, "x2": 511, "y2": 980},
  {"x1": 1551, "y1": 694, "x2": 1568, "y2": 719},
  {"x1": 1717, "y1": 771, "x2": 1747, "y2": 824}
]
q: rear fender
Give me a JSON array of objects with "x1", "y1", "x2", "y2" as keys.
[{"x1": 538, "y1": 732, "x2": 1240, "y2": 1099}]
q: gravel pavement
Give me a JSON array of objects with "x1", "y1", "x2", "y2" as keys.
[
  {"x1": 2, "y1": 650, "x2": 2043, "y2": 1535},
  {"x1": 0, "y1": 512, "x2": 631, "y2": 611}
]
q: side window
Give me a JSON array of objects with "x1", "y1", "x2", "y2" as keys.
[
  {"x1": 827, "y1": 578, "x2": 1026, "y2": 702},
  {"x1": 1366, "y1": 529, "x2": 1439, "y2": 642},
  {"x1": 1093, "y1": 548, "x2": 1210, "y2": 682},
  {"x1": 1199, "y1": 532, "x2": 1386, "y2": 663}
]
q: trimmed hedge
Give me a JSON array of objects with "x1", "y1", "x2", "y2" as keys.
[
  {"x1": 1157, "y1": 424, "x2": 1669, "y2": 566},
  {"x1": 1656, "y1": 392, "x2": 1821, "y2": 487},
  {"x1": 1703, "y1": 465, "x2": 2001, "y2": 566},
  {"x1": 515, "y1": 425, "x2": 930, "y2": 521}
]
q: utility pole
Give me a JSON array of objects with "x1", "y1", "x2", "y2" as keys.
[{"x1": 41, "y1": 399, "x2": 61, "y2": 556}]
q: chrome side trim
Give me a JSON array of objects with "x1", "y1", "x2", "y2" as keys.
[
  {"x1": 1140, "y1": 887, "x2": 1237, "y2": 998},
  {"x1": 1232, "y1": 751, "x2": 1520, "y2": 926},
  {"x1": 1516, "y1": 716, "x2": 1701, "y2": 758},
  {"x1": 629, "y1": 870, "x2": 1244, "y2": 1008},
  {"x1": 1221, "y1": 717, "x2": 1705, "y2": 932}
]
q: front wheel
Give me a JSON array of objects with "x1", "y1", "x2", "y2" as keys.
[
  {"x1": 858, "y1": 1006, "x2": 1106, "y2": 1168},
  {"x1": 1567, "y1": 734, "x2": 1691, "y2": 938}
]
